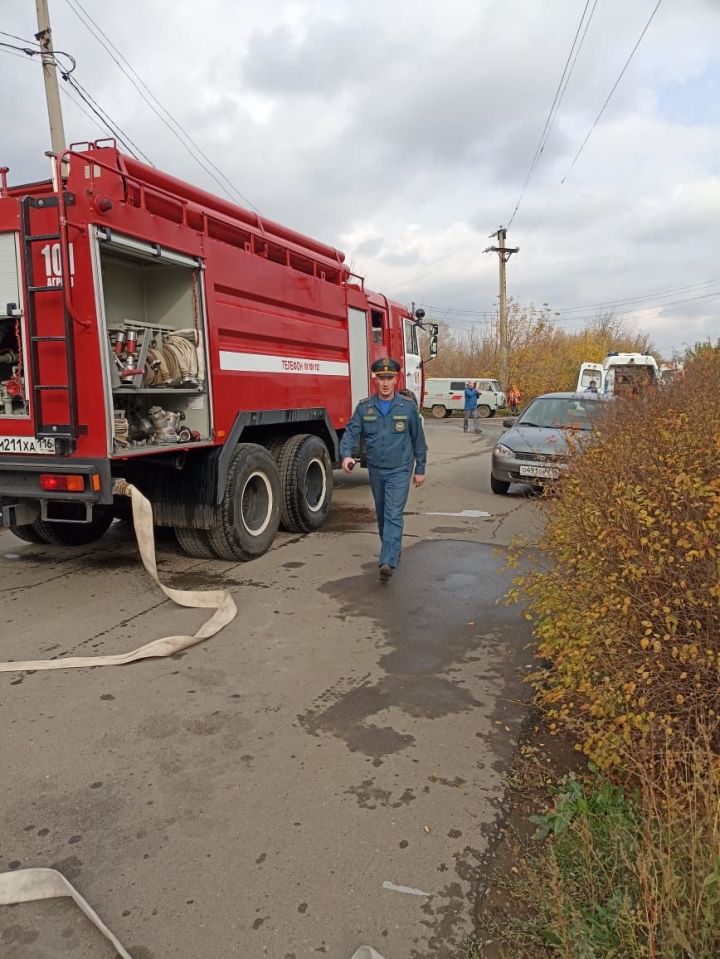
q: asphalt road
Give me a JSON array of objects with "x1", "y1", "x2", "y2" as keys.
[{"x1": 0, "y1": 416, "x2": 543, "y2": 959}]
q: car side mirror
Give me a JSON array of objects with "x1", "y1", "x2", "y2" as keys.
[
  {"x1": 502, "y1": 417, "x2": 517, "y2": 428},
  {"x1": 429, "y1": 334, "x2": 438, "y2": 359}
]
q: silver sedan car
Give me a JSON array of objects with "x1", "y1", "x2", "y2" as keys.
[{"x1": 490, "y1": 391, "x2": 605, "y2": 494}]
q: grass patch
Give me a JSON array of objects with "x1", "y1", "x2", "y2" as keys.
[{"x1": 473, "y1": 730, "x2": 720, "y2": 959}]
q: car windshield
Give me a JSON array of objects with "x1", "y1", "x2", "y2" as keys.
[{"x1": 518, "y1": 397, "x2": 602, "y2": 431}]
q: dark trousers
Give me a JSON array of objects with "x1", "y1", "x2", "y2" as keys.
[{"x1": 368, "y1": 465, "x2": 412, "y2": 567}]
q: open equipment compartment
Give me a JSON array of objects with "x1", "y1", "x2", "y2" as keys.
[
  {"x1": 94, "y1": 228, "x2": 212, "y2": 456},
  {"x1": 0, "y1": 232, "x2": 29, "y2": 420}
]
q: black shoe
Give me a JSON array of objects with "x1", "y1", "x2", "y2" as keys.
[{"x1": 379, "y1": 564, "x2": 393, "y2": 581}]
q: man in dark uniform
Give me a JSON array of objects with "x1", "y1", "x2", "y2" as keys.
[{"x1": 340, "y1": 357, "x2": 427, "y2": 581}]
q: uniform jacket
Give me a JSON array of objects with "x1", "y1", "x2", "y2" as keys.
[{"x1": 339, "y1": 392, "x2": 428, "y2": 474}]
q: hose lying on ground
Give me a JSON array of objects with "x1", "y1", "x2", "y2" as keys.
[
  {"x1": 0, "y1": 481, "x2": 237, "y2": 672},
  {"x1": 0, "y1": 867, "x2": 389, "y2": 959}
]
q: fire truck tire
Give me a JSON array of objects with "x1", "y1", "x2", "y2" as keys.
[
  {"x1": 34, "y1": 509, "x2": 115, "y2": 546},
  {"x1": 276, "y1": 434, "x2": 333, "y2": 533},
  {"x1": 174, "y1": 526, "x2": 215, "y2": 559},
  {"x1": 208, "y1": 443, "x2": 281, "y2": 561},
  {"x1": 265, "y1": 435, "x2": 288, "y2": 461},
  {"x1": 7, "y1": 521, "x2": 52, "y2": 544}
]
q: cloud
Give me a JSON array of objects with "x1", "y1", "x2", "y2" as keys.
[{"x1": 0, "y1": 0, "x2": 718, "y2": 356}]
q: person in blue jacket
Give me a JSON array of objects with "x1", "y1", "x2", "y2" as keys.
[
  {"x1": 463, "y1": 381, "x2": 482, "y2": 433},
  {"x1": 340, "y1": 357, "x2": 427, "y2": 581}
]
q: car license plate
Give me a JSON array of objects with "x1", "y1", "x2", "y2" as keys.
[
  {"x1": 0, "y1": 435, "x2": 56, "y2": 454},
  {"x1": 519, "y1": 464, "x2": 559, "y2": 479}
]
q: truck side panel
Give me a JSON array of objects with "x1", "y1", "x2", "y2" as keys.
[{"x1": 203, "y1": 237, "x2": 353, "y2": 437}]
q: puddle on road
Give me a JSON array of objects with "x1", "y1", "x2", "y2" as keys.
[
  {"x1": 298, "y1": 540, "x2": 532, "y2": 761},
  {"x1": 323, "y1": 504, "x2": 377, "y2": 532}
]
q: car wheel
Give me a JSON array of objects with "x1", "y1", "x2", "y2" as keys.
[
  {"x1": 477, "y1": 404, "x2": 492, "y2": 418},
  {"x1": 490, "y1": 474, "x2": 510, "y2": 495},
  {"x1": 431, "y1": 404, "x2": 447, "y2": 419}
]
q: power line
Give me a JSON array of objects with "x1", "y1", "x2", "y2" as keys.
[
  {"x1": 60, "y1": 82, "x2": 112, "y2": 139},
  {"x1": 62, "y1": 0, "x2": 260, "y2": 211},
  {"x1": 406, "y1": 278, "x2": 719, "y2": 325},
  {"x1": 0, "y1": 44, "x2": 36, "y2": 61},
  {"x1": 506, "y1": 0, "x2": 599, "y2": 230},
  {"x1": 371, "y1": 240, "x2": 485, "y2": 292},
  {"x1": 0, "y1": 39, "x2": 41, "y2": 57},
  {"x1": 0, "y1": 40, "x2": 146, "y2": 158},
  {"x1": 521, "y1": 0, "x2": 664, "y2": 244},
  {"x1": 561, "y1": 0, "x2": 663, "y2": 185},
  {"x1": 417, "y1": 305, "x2": 497, "y2": 316},
  {"x1": 553, "y1": 278, "x2": 720, "y2": 315},
  {"x1": 0, "y1": 30, "x2": 40, "y2": 46},
  {"x1": 557, "y1": 288, "x2": 720, "y2": 323},
  {"x1": 387, "y1": 248, "x2": 486, "y2": 299},
  {"x1": 378, "y1": 2, "x2": 605, "y2": 295},
  {"x1": 61, "y1": 71, "x2": 153, "y2": 163}
]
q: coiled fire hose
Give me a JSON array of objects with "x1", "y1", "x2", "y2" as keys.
[
  {"x1": 0, "y1": 480, "x2": 237, "y2": 672},
  {"x1": 143, "y1": 332, "x2": 200, "y2": 386}
]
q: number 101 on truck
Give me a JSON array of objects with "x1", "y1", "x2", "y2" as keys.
[{"x1": 0, "y1": 142, "x2": 435, "y2": 557}]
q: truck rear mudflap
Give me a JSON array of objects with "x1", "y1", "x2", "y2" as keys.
[{"x1": 0, "y1": 456, "x2": 113, "y2": 527}]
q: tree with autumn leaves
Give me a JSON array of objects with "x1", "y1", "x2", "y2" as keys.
[{"x1": 427, "y1": 302, "x2": 657, "y2": 400}]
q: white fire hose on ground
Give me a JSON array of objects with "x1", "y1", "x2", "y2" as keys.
[
  {"x1": 0, "y1": 483, "x2": 389, "y2": 958},
  {"x1": 0, "y1": 868, "x2": 388, "y2": 959},
  {"x1": 0, "y1": 480, "x2": 237, "y2": 673}
]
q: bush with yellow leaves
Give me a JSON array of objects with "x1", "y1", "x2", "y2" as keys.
[{"x1": 515, "y1": 346, "x2": 720, "y2": 768}]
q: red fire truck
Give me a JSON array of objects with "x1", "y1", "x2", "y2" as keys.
[{"x1": 0, "y1": 142, "x2": 435, "y2": 559}]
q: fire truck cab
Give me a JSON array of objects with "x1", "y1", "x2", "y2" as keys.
[{"x1": 0, "y1": 143, "x2": 433, "y2": 559}]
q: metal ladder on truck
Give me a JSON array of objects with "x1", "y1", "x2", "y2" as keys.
[{"x1": 20, "y1": 193, "x2": 80, "y2": 454}]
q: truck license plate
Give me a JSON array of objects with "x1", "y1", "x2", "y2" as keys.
[
  {"x1": 519, "y1": 464, "x2": 559, "y2": 479},
  {"x1": 0, "y1": 435, "x2": 56, "y2": 454}
]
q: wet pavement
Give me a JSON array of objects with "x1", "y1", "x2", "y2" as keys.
[{"x1": 0, "y1": 416, "x2": 543, "y2": 958}]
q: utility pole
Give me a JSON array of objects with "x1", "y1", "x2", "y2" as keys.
[
  {"x1": 484, "y1": 227, "x2": 519, "y2": 392},
  {"x1": 35, "y1": 0, "x2": 66, "y2": 160}
]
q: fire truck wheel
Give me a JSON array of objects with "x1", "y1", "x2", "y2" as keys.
[
  {"x1": 174, "y1": 526, "x2": 215, "y2": 559},
  {"x1": 276, "y1": 434, "x2": 333, "y2": 533},
  {"x1": 34, "y1": 509, "x2": 115, "y2": 546},
  {"x1": 7, "y1": 521, "x2": 52, "y2": 544},
  {"x1": 208, "y1": 443, "x2": 281, "y2": 561},
  {"x1": 265, "y1": 435, "x2": 288, "y2": 461}
]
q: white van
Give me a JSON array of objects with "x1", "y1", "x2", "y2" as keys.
[
  {"x1": 422, "y1": 377, "x2": 506, "y2": 418},
  {"x1": 577, "y1": 353, "x2": 659, "y2": 396}
]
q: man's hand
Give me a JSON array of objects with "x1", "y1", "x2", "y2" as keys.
[
  {"x1": 341, "y1": 457, "x2": 356, "y2": 474},
  {"x1": 413, "y1": 473, "x2": 425, "y2": 487}
]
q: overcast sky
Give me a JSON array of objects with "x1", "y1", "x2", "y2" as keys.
[{"x1": 2, "y1": 0, "x2": 718, "y2": 357}]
